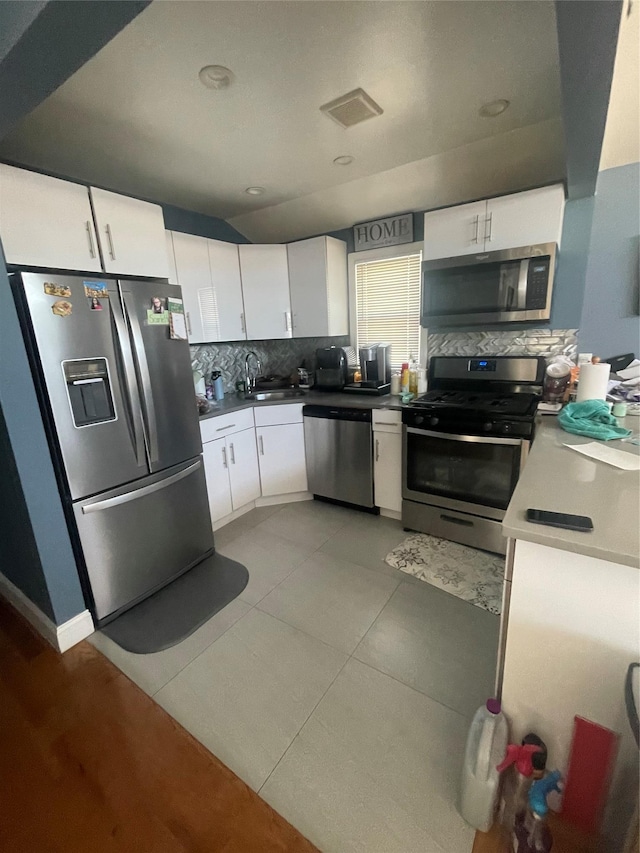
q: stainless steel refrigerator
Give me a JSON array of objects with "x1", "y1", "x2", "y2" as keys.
[{"x1": 12, "y1": 271, "x2": 215, "y2": 624}]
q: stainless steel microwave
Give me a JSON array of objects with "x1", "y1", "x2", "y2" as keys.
[{"x1": 421, "y1": 242, "x2": 557, "y2": 327}]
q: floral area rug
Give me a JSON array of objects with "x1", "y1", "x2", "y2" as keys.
[{"x1": 385, "y1": 533, "x2": 505, "y2": 614}]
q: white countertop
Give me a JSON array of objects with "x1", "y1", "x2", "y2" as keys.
[{"x1": 503, "y1": 417, "x2": 640, "y2": 568}]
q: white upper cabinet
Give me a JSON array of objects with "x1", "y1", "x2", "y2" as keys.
[
  {"x1": 0, "y1": 164, "x2": 102, "y2": 272},
  {"x1": 483, "y1": 184, "x2": 565, "y2": 252},
  {"x1": 207, "y1": 238, "x2": 246, "y2": 342},
  {"x1": 287, "y1": 235, "x2": 348, "y2": 337},
  {"x1": 170, "y1": 231, "x2": 212, "y2": 343},
  {"x1": 423, "y1": 184, "x2": 566, "y2": 261},
  {"x1": 423, "y1": 200, "x2": 487, "y2": 261},
  {"x1": 238, "y1": 244, "x2": 292, "y2": 340},
  {"x1": 90, "y1": 186, "x2": 169, "y2": 278}
]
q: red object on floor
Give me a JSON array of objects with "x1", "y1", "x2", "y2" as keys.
[{"x1": 561, "y1": 715, "x2": 619, "y2": 834}]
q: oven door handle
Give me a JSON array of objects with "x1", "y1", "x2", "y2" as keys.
[{"x1": 405, "y1": 427, "x2": 524, "y2": 447}]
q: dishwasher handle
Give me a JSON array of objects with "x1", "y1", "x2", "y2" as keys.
[{"x1": 303, "y1": 405, "x2": 372, "y2": 423}]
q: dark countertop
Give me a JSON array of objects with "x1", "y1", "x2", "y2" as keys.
[{"x1": 199, "y1": 390, "x2": 405, "y2": 420}]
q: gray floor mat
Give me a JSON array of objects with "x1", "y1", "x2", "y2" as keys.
[{"x1": 101, "y1": 553, "x2": 249, "y2": 654}]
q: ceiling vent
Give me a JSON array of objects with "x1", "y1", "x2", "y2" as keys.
[{"x1": 320, "y1": 88, "x2": 383, "y2": 129}]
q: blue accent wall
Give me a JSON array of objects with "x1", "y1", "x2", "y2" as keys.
[
  {"x1": 162, "y1": 203, "x2": 250, "y2": 243},
  {"x1": 579, "y1": 162, "x2": 640, "y2": 357},
  {"x1": 549, "y1": 195, "x2": 595, "y2": 328},
  {"x1": 0, "y1": 244, "x2": 87, "y2": 625}
]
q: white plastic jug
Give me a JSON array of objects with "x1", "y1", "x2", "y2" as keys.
[{"x1": 459, "y1": 698, "x2": 509, "y2": 832}]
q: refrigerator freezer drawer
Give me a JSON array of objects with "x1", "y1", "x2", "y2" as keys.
[{"x1": 74, "y1": 457, "x2": 214, "y2": 621}]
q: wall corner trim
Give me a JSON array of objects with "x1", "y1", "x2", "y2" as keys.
[{"x1": 0, "y1": 572, "x2": 94, "y2": 652}]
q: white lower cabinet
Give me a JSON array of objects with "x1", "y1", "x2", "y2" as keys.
[
  {"x1": 202, "y1": 426, "x2": 260, "y2": 524},
  {"x1": 372, "y1": 411, "x2": 402, "y2": 514},
  {"x1": 203, "y1": 437, "x2": 233, "y2": 522},
  {"x1": 227, "y1": 427, "x2": 261, "y2": 510},
  {"x1": 256, "y1": 423, "x2": 308, "y2": 497}
]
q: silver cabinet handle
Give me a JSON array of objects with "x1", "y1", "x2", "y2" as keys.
[
  {"x1": 215, "y1": 424, "x2": 236, "y2": 432},
  {"x1": 472, "y1": 215, "x2": 479, "y2": 245},
  {"x1": 485, "y1": 212, "x2": 493, "y2": 242},
  {"x1": 259, "y1": 435, "x2": 264, "y2": 455},
  {"x1": 375, "y1": 438, "x2": 380, "y2": 462},
  {"x1": 105, "y1": 223, "x2": 116, "y2": 260},
  {"x1": 186, "y1": 312, "x2": 192, "y2": 336},
  {"x1": 284, "y1": 311, "x2": 292, "y2": 332},
  {"x1": 375, "y1": 421, "x2": 398, "y2": 426},
  {"x1": 229, "y1": 442, "x2": 235, "y2": 464},
  {"x1": 123, "y1": 291, "x2": 159, "y2": 463},
  {"x1": 222, "y1": 446, "x2": 228, "y2": 468},
  {"x1": 85, "y1": 220, "x2": 97, "y2": 258},
  {"x1": 240, "y1": 312, "x2": 246, "y2": 335}
]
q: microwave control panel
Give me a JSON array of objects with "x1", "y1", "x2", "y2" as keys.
[{"x1": 526, "y1": 257, "x2": 550, "y2": 309}]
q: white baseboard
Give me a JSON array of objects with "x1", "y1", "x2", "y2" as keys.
[
  {"x1": 0, "y1": 571, "x2": 94, "y2": 653},
  {"x1": 212, "y1": 502, "x2": 256, "y2": 531},
  {"x1": 380, "y1": 508, "x2": 402, "y2": 521},
  {"x1": 255, "y1": 492, "x2": 312, "y2": 507}
]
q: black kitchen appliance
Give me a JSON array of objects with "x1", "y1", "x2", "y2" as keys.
[
  {"x1": 402, "y1": 355, "x2": 545, "y2": 554},
  {"x1": 315, "y1": 346, "x2": 348, "y2": 391}
]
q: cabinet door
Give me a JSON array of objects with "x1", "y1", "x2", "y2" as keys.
[
  {"x1": 90, "y1": 187, "x2": 169, "y2": 278},
  {"x1": 484, "y1": 184, "x2": 565, "y2": 252},
  {"x1": 325, "y1": 236, "x2": 349, "y2": 335},
  {"x1": 165, "y1": 231, "x2": 178, "y2": 285},
  {"x1": 227, "y1": 427, "x2": 261, "y2": 510},
  {"x1": 238, "y1": 244, "x2": 292, "y2": 340},
  {"x1": 171, "y1": 231, "x2": 214, "y2": 343},
  {"x1": 256, "y1": 423, "x2": 307, "y2": 496},
  {"x1": 373, "y1": 430, "x2": 402, "y2": 513},
  {"x1": 208, "y1": 238, "x2": 246, "y2": 341},
  {"x1": 423, "y1": 200, "x2": 487, "y2": 260},
  {"x1": 203, "y1": 438, "x2": 233, "y2": 522},
  {"x1": 288, "y1": 236, "x2": 329, "y2": 337},
  {"x1": 0, "y1": 164, "x2": 102, "y2": 272}
]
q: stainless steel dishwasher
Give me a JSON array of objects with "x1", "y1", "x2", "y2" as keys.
[{"x1": 303, "y1": 406, "x2": 374, "y2": 508}]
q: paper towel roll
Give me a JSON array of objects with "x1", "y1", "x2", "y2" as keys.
[{"x1": 576, "y1": 363, "x2": 610, "y2": 402}]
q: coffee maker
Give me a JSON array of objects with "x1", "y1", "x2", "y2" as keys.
[
  {"x1": 344, "y1": 343, "x2": 391, "y2": 395},
  {"x1": 314, "y1": 346, "x2": 348, "y2": 391}
]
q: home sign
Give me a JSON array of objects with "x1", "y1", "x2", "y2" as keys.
[{"x1": 353, "y1": 213, "x2": 414, "y2": 251}]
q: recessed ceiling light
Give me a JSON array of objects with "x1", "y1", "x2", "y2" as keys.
[
  {"x1": 333, "y1": 155, "x2": 354, "y2": 166},
  {"x1": 245, "y1": 186, "x2": 265, "y2": 196},
  {"x1": 479, "y1": 99, "x2": 510, "y2": 118},
  {"x1": 198, "y1": 65, "x2": 235, "y2": 90}
]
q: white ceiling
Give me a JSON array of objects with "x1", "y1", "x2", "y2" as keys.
[{"x1": 0, "y1": 0, "x2": 564, "y2": 241}]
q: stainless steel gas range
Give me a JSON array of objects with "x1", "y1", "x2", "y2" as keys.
[{"x1": 401, "y1": 356, "x2": 545, "y2": 555}]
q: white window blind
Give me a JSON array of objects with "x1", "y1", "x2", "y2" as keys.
[{"x1": 355, "y1": 252, "x2": 422, "y2": 369}]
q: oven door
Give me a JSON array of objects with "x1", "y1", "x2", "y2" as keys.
[{"x1": 402, "y1": 427, "x2": 528, "y2": 520}]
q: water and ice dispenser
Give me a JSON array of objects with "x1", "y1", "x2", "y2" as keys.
[{"x1": 62, "y1": 358, "x2": 116, "y2": 427}]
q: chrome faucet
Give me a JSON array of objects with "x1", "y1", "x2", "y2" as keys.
[{"x1": 244, "y1": 351, "x2": 262, "y2": 393}]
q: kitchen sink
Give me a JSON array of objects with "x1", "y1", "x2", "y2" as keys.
[{"x1": 244, "y1": 389, "x2": 307, "y2": 402}]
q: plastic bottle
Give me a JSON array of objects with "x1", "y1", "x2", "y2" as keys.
[
  {"x1": 417, "y1": 366, "x2": 427, "y2": 395},
  {"x1": 401, "y1": 362, "x2": 410, "y2": 393},
  {"x1": 497, "y1": 735, "x2": 547, "y2": 834},
  {"x1": 512, "y1": 770, "x2": 562, "y2": 853},
  {"x1": 408, "y1": 357, "x2": 418, "y2": 395},
  {"x1": 211, "y1": 371, "x2": 225, "y2": 401},
  {"x1": 459, "y1": 698, "x2": 509, "y2": 831}
]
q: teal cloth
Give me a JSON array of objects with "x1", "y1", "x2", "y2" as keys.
[{"x1": 558, "y1": 400, "x2": 632, "y2": 441}]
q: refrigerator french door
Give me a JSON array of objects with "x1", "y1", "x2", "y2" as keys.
[{"x1": 15, "y1": 271, "x2": 214, "y2": 622}]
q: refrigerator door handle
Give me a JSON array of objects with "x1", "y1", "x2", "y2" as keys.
[
  {"x1": 111, "y1": 293, "x2": 146, "y2": 467},
  {"x1": 122, "y1": 290, "x2": 160, "y2": 464},
  {"x1": 82, "y1": 460, "x2": 202, "y2": 514}
]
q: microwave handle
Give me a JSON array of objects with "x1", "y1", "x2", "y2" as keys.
[{"x1": 517, "y1": 259, "x2": 529, "y2": 309}]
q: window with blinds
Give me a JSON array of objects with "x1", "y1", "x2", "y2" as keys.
[{"x1": 354, "y1": 252, "x2": 422, "y2": 369}]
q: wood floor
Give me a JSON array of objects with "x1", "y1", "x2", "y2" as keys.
[{"x1": 0, "y1": 596, "x2": 318, "y2": 853}]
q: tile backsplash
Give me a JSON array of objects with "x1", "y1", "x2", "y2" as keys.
[
  {"x1": 426, "y1": 328, "x2": 578, "y2": 361},
  {"x1": 191, "y1": 336, "x2": 350, "y2": 390}
]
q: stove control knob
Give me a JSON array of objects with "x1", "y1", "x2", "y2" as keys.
[
  {"x1": 414, "y1": 415, "x2": 424, "y2": 425},
  {"x1": 429, "y1": 416, "x2": 439, "y2": 427},
  {"x1": 483, "y1": 422, "x2": 493, "y2": 432},
  {"x1": 501, "y1": 423, "x2": 512, "y2": 434}
]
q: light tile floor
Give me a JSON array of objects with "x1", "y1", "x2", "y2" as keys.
[{"x1": 90, "y1": 500, "x2": 500, "y2": 853}]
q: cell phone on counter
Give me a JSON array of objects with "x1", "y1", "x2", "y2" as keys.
[{"x1": 526, "y1": 508, "x2": 593, "y2": 532}]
